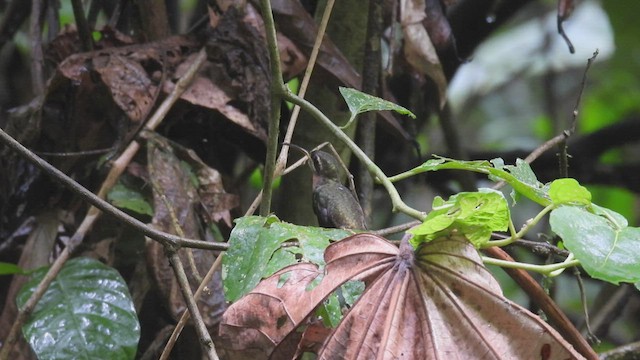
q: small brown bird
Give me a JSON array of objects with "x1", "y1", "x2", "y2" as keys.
[{"x1": 309, "y1": 150, "x2": 367, "y2": 230}]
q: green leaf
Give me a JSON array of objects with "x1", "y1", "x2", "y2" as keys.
[
  {"x1": 416, "y1": 156, "x2": 551, "y2": 206},
  {"x1": 107, "y1": 183, "x2": 153, "y2": 216},
  {"x1": 17, "y1": 257, "x2": 139, "y2": 360},
  {"x1": 339, "y1": 87, "x2": 415, "y2": 128},
  {"x1": 223, "y1": 216, "x2": 350, "y2": 302},
  {"x1": 409, "y1": 189, "x2": 509, "y2": 247},
  {"x1": 0, "y1": 262, "x2": 26, "y2": 275},
  {"x1": 550, "y1": 206, "x2": 640, "y2": 284},
  {"x1": 549, "y1": 178, "x2": 592, "y2": 205},
  {"x1": 317, "y1": 293, "x2": 342, "y2": 328}
]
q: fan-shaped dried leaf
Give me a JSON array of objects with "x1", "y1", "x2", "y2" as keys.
[{"x1": 220, "y1": 234, "x2": 585, "y2": 360}]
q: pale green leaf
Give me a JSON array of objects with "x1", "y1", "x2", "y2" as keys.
[
  {"x1": 409, "y1": 189, "x2": 509, "y2": 247},
  {"x1": 549, "y1": 178, "x2": 592, "y2": 205},
  {"x1": 416, "y1": 156, "x2": 551, "y2": 206},
  {"x1": 550, "y1": 206, "x2": 640, "y2": 284}
]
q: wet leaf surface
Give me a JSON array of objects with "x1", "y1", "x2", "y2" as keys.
[
  {"x1": 220, "y1": 233, "x2": 584, "y2": 359},
  {"x1": 17, "y1": 257, "x2": 139, "y2": 360}
]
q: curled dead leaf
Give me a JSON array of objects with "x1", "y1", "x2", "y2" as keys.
[
  {"x1": 220, "y1": 233, "x2": 585, "y2": 359},
  {"x1": 146, "y1": 136, "x2": 228, "y2": 329},
  {"x1": 401, "y1": 0, "x2": 448, "y2": 108}
]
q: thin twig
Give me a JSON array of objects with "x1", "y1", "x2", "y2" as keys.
[
  {"x1": 258, "y1": 0, "x2": 285, "y2": 216},
  {"x1": 29, "y1": 0, "x2": 44, "y2": 95},
  {"x1": 70, "y1": 0, "x2": 93, "y2": 51},
  {"x1": 584, "y1": 284, "x2": 630, "y2": 341},
  {"x1": 167, "y1": 251, "x2": 219, "y2": 360},
  {"x1": 0, "y1": 50, "x2": 224, "y2": 356},
  {"x1": 275, "y1": 0, "x2": 335, "y2": 175},
  {"x1": 559, "y1": 49, "x2": 598, "y2": 178},
  {"x1": 483, "y1": 246, "x2": 599, "y2": 360},
  {"x1": 0, "y1": 127, "x2": 230, "y2": 253},
  {"x1": 372, "y1": 220, "x2": 421, "y2": 236},
  {"x1": 245, "y1": 155, "x2": 309, "y2": 216},
  {"x1": 493, "y1": 50, "x2": 599, "y2": 190},
  {"x1": 160, "y1": 254, "x2": 224, "y2": 360},
  {"x1": 249, "y1": 0, "x2": 335, "y2": 213},
  {"x1": 358, "y1": 0, "x2": 383, "y2": 220},
  {"x1": 283, "y1": 92, "x2": 426, "y2": 220},
  {"x1": 572, "y1": 267, "x2": 598, "y2": 343},
  {"x1": 147, "y1": 140, "x2": 203, "y2": 283}
]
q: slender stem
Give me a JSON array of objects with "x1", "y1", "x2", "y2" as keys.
[
  {"x1": 248, "y1": 0, "x2": 335, "y2": 214},
  {"x1": 388, "y1": 165, "x2": 492, "y2": 183},
  {"x1": 167, "y1": 251, "x2": 218, "y2": 360},
  {"x1": 358, "y1": 0, "x2": 383, "y2": 220},
  {"x1": 283, "y1": 91, "x2": 426, "y2": 220},
  {"x1": 29, "y1": 0, "x2": 44, "y2": 95},
  {"x1": 0, "y1": 127, "x2": 228, "y2": 251},
  {"x1": 259, "y1": 0, "x2": 286, "y2": 216},
  {"x1": 483, "y1": 246, "x2": 599, "y2": 360},
  {"x1": 70, "y1": 0, "x2": 93, "y2": 51},
  {"x1": 275, "y1": 0, "x2": 335, "y2": 175},
  {"x1": 160, "y1": 254, "x2": 224, "y2": 360},
  {"x1": 481, "y1": 256, "x2": 580, "y2": 276},
  {"x1": 485, "y1": 204, "x2": 555, "y2": 247}
]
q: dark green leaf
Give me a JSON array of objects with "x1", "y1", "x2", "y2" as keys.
[
  {"x1": 550, "y1": 206, "x2": 640, "y2": 284},
  {"x1": 339, "y1": 87, "x2": 415, "y2": 127},
  {"x1": 17, "y1": 257, "x2": 139, "y2": 360},
  {"x1": 223, "y1": 216, "x2": 350, "y2": 302},
  {"x1": 107, "y1": 183, "x2": 153, "y2": 216},
  {"x1": 0, "y1": 262, "x2": 26, "y2": 275}
]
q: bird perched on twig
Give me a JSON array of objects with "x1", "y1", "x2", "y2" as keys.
[{"x1": 287, "y1": 144, "x2": 367, "y2": 230}]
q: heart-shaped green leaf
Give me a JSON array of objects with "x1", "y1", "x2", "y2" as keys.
[{"x1": 550, "y1": 206, "x2": 640, "y2": 284}]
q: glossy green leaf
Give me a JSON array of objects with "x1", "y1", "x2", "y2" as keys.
[
  {"x1": 549, "y1": 178, "x2": 592, "y2": 205},
  {"x1": 0, "y1": 262, "x2": 26, "y2": 275},
  {"x1": 339, "y1": 87, "x2": 415, "y2": 128},
  {"x1": 591, "y1": 203, "x2": 628, "y2": 228},
  {"x1": 223, "y1": 216, "x2": 350, "y2": 302},
  {"x1": 416, "y1": 156, "x2": 551, "y2": 206},
  {"x1": 409, "y1": 189, "x2": 509, "y2": 247},
  {"x1": 17, "y1": 257, "x2": 139, "y2": 360},
  {"x1": 550, "y1": 206, "x2": 640, "y2": 284},
  {"x1": 107, "y1": 183, "x2": 153, "y2": 216}
]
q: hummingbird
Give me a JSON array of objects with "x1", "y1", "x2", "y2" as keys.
[{"x1": 308, "y1": 149, "x2": 368, "y2": 230}]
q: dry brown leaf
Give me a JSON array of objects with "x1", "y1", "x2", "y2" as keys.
[
  {"x1": 423, "y1": 0, "x2": 458, "y2": 54},
  {"x1": 220, "y1": 233, "x2": 585, "y2": 359},
  {"x1": 267, "y1": 0, "x2": 362, "y2": 88},
  {"x1": 203, "y1": 7, "x2": 271, "y2": 142},
  {"x1": 146, "y1": 137, "x2": 227, "y2": 329},
  {"x1": 93, "y1": 54, "x2": 155, "y2": 123},
  {"x1": 401, "y1": 0, "x2": 448, "y2": 108},
  {"x1": 56, "y1": 36, "x2": 195, "y2": 122}
]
